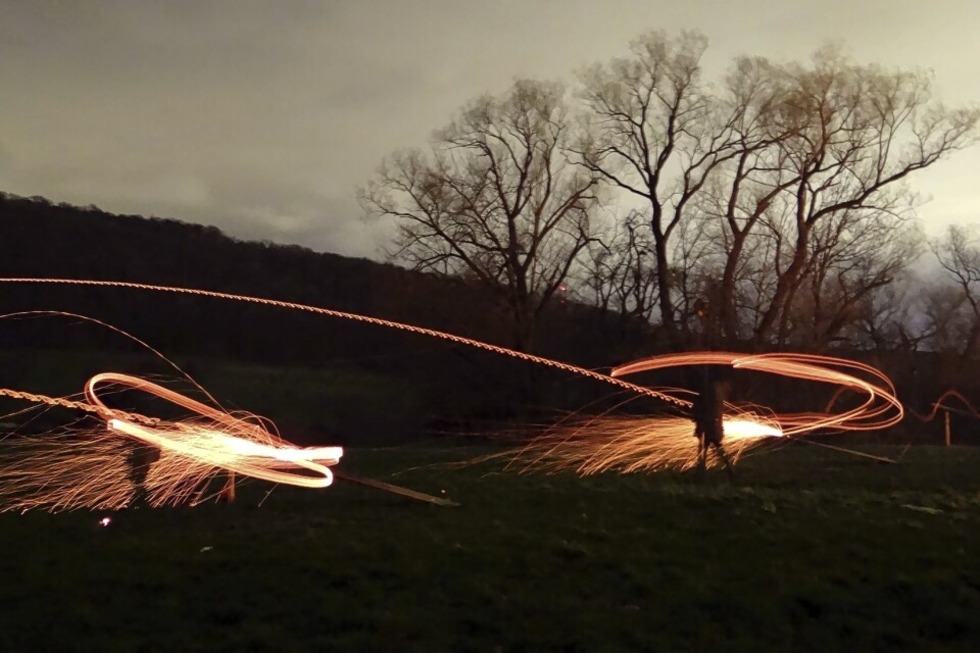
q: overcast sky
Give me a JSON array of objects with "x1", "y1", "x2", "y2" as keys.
[{"x1": 2, "y1": 0, "x2": 979, "y2": 259}]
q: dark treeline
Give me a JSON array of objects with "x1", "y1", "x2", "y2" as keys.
[
  {"x1": 0, "y1": 192, "x2": 973, "y2": 444},
  {"x1": 0, "y1": 192, "x2": 656, "y2": 361},
  {"x1": 0, "y1": 192, "x2": 659, "y2": 442}
]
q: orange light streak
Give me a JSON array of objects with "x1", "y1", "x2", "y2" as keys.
[
  {"x1": 505, "y1": 351, "x2": 902, "y2": 474},
  {"x1": 89, "y1": 374, "x2": 343, "y2": 489},
  {"x1": 0, "y1": 277, "x2": 685, "y2": 408},
  {"x1": 0, "y1": 372, "x2": 342, "y2": 511},
  {"x1": 0, "y1": 279, "x2": 905, "y2": 478},
  {"x1": 911, "y1": 389, "x2": 980, "y2": 422},
  {"x1": 612, "y1": 351, "x2": 904, "y2": 435}
]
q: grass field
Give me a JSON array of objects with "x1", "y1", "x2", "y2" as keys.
[{"x1": 0, "y1": 441, "x2": 978, "y2": 652}]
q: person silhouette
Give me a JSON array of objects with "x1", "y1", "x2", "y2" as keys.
[{"x1": 691, "y1": 367, "x2": 734, "y2": 479}]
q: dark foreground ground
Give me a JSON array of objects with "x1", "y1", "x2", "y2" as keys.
[{"x1": 0, "y1": 442, "x2": 978, "y2": 652}]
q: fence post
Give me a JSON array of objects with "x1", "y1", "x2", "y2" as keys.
[{"x1": 220, "y1": 472, "x2": 236, "y2": 503}]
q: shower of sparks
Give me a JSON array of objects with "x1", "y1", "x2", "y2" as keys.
[
  {"x1": 507, "y1": 414, "x2": 781, "y2": 475},
  {"x1": 0, "y1": 279, "x2": 907, "y2": 481},
  {"x1": 505, "y1": 351, "x2": 903, "y2": 474},
  {"x1": 0, "y1": 372, "x2": 342, "y2": 512}
]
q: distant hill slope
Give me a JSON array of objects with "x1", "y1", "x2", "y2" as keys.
[
  {"x1": 0, "y1": 191, "x2": 649, "y2": 361},
  {"x1": 0, "y1": 192, "x2": 968, "y2": 445},
  {"x1": 0, "y1": 192, "x2": 657, "y2": 441},
  {"x1": 0, "y1": 192, "x2": 517, "y2": 355}
]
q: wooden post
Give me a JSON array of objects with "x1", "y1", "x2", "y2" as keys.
[
  {"x1": 332, "y1": 470, "x2": 460, "y2": 506},
  {"x1": 945, "y1": 410, "x2": 951, "y2": 447},
  {"x1": 794, "y1": 438, "x2": 898, "y2": 464},
  {"x1": 220, "y1": 472, "x2": 236, "y2": 503}
]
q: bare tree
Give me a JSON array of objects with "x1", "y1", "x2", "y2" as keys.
[
  {"x1": 361, "y1": 80, "x2": 599, "y2": 351},
  {"x1": 575, "y1": 31, "x2": 746, "y2": 345},
  {"x1": 919, "y1": 276, "x2": 977, "y2": 390},
  {"x1": 580, "y1": 34, "x2": 979, "y2": 350},
  {"x1": 692, "y1": 56, "x2": 804, "y2": 344},
  {"x1": 933, "y1": 224, "x2": 980, "y2": 363},
  {"x1": 778, "y1": 208, "x2": 923, "y2": 348},
  {"x1": 849, "y1": 273, "x2": 930, "y2": 352},
  {"x1": 747, "y1": 48, "x2": 978, "y2": 346},
  {"x1": 577, "y1": 209, "x2": 658, "y2": 321}
]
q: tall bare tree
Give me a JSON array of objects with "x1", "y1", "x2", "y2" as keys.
[
  {"x1": 933, "y1": 224, "x2": 980, "y2": 364},
  {"x1": 745, "y1": 48, "x2": 977, "y2": 347},
  {"x1": 578, "y1": 209, "x2": 658, "y2": 321},
  {"x1": 361, "y1": 80, "x2": 599, "y2": 351},
  {"x1": 575, "y1": 31, "x2": 746, "y2": 345},
  {"x1": 580, "y1": 34, "x2": 979, "y2": 350}
]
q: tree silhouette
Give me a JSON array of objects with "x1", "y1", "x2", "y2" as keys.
[{"x1": 362, "y1": 80, "x2": 600, "y2": 352}]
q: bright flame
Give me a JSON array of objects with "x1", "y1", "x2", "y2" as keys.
[
  {"x1": 723, "y1": 417, "x2": 783, "y2": 440},
  {"x1": 506, "y1": 351, "x2": 901, "y2": 474},
  {"x1": 0, "y1": 372, "x2": 343, "y2": 512},
  {"x1": 0, "y1": 279, "x2": 908, "y2": 481}
]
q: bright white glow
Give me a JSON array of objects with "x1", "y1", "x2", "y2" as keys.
[{"x1": 723, "y1": 417, "x2": 783, "y2": 440}]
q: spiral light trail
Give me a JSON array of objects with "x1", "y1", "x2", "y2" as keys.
[
  {"x1": 506, "y1": 351, "x2": 903, "y2": 474},
  {"x1": 0, "y1": 308, "x2": 346, "y2": 511},
  {"x1": 0, "y1": 278, "x2": 910, "y2": 491},
  {"x1": 0, "y1": 372, "x2": 342, "y2": 512}
]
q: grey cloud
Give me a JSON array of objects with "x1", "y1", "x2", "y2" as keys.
[
  {"x1": 1, "y1": 0, "x2": 978, "y2": 260},
  {"x1": 174, "y1": 172, "x2": 386, "y2": 259}
]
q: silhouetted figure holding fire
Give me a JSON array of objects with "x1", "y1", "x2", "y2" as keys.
[
  {"x1": 690, "y1": 296, "x2": 734, "y2": 478},
  {"x1": 691, "y1": 369, "x2": 734, "y2": 479}
]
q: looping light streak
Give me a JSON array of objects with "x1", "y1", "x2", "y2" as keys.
[
  {"x1": 910, "y1": 388, "x2": 980, "y2": 422},
  {"x1": 0, "y1": 372, "x2": 343, "y2": 511},
  {"x1": 87, "y1": 373, "x2": 343, "y2": 489},
  {"x1": 612, "y1": 351, "x2": 905, "y2": 436},
  {"x1": 0, "y1": 278, "x2": 908, "y2": 481},
  {"x1": 505, "y1": 351, "x2": 903, "y2": 475}
]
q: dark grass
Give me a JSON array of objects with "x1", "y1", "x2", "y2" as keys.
[{"x1": 1, "y1": 442, "x2": 979, "y2": 652}]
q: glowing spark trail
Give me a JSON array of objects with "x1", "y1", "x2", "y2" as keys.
[
  {"x1": 611, "y1": 351, "x2": 904, "y2": 435},
  {"x1": 87, "y1": 373, "x2": 343, "y2": 489},
  {"x1": 912, "y1": 389, "x2": 980, "y2": 422},
  {"x1": 0, "y1": 277, "x2": 685, "y2": 407},
  {"x1": 0, "y1": 279, "x2": 905, "y2": 479},
  {"x1": 0, "y1": 372, "x2": 342, "y2": 512},
  {"x1": 507, "y1": 351, "x2": 903, "y2": 474}
]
